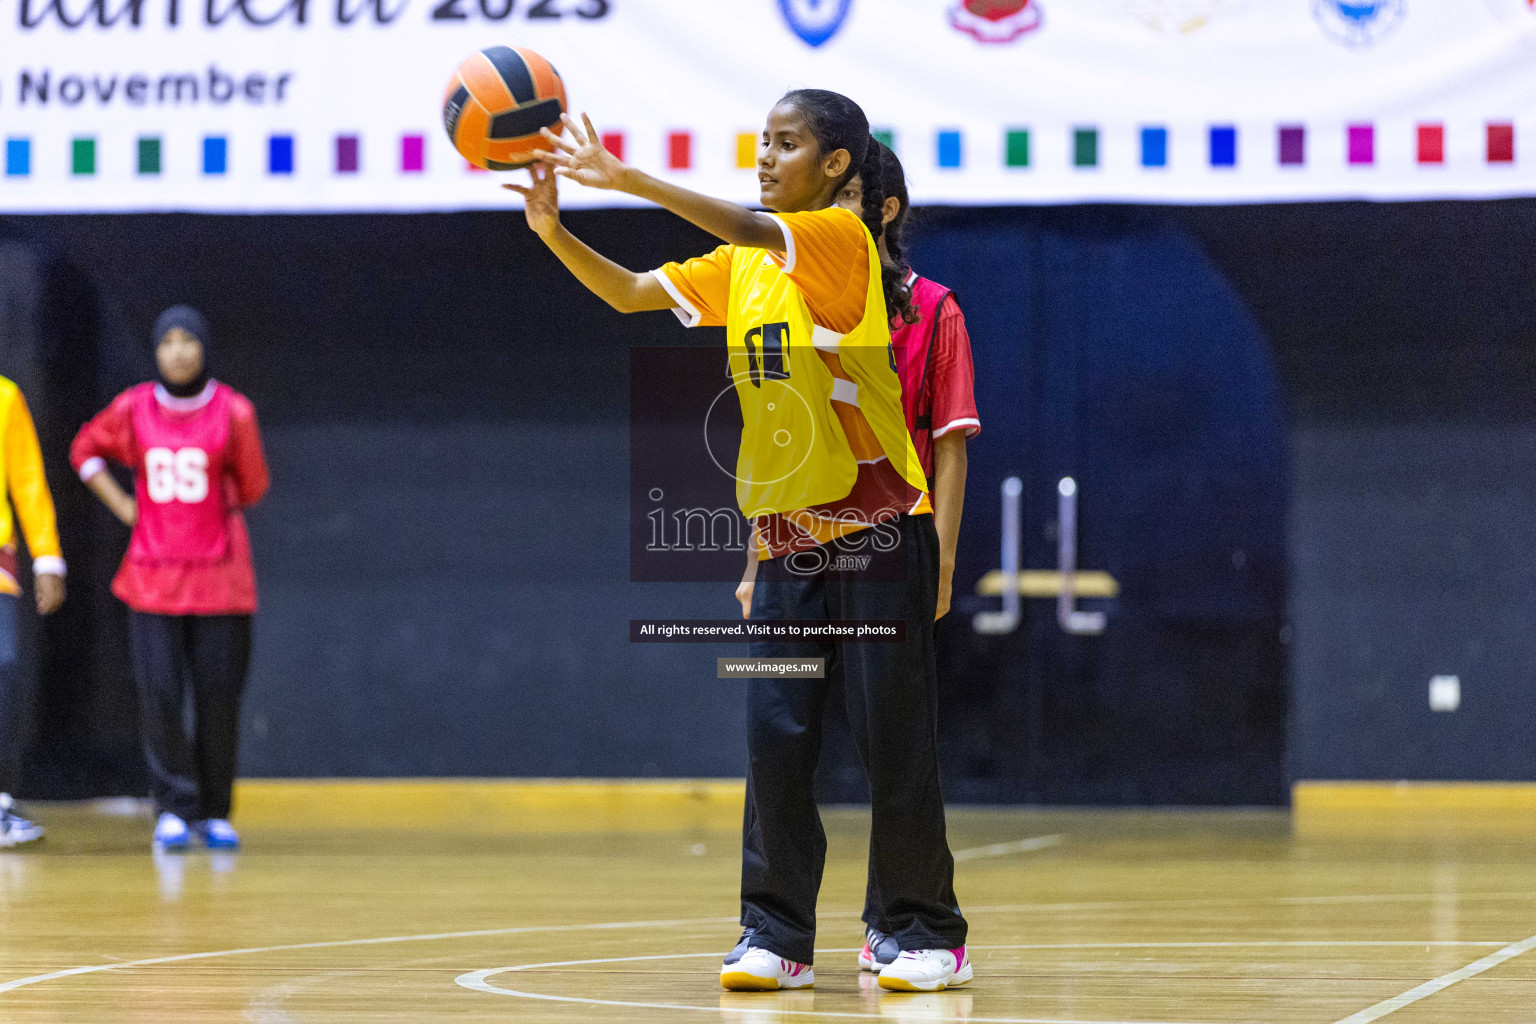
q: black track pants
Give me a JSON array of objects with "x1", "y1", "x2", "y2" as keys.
[
  {"x1": 0, "y1": 596, "x2": 25, "y2": 794},
  {"x1": 739, "y1": 514, "x2": 966, "y2": 965},
  {"x1": 128, "y1": 612, "x2": 252, "y2": 821}
]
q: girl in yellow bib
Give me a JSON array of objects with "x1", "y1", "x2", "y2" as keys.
[{"x1": 511, "y1": 90, "x2": 970, "y2": 994}]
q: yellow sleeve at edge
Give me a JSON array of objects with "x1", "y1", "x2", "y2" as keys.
[{"x1": 3, "y1": 383, "x2": 63, "y2": 565}]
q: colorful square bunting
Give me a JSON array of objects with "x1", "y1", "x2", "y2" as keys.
[
  {"x1": 1347, "y1": 124, "x2": 1374, "y2": 165},
  {"x1": 138, "y1": 137, "x2": 161, "y2": 176},
  {"x1": 1073, "y1": 128, "x2": 1098, "y2": 168},
  {"x1": 5, "y1": 138, "x2": 28, "y2": 177},
  {"x1": 872, "y1": 129, "x2": 895, "y2": 151},
  {"x1": 1417, "y1": 124, "x2": 1445, "y2": 165},
  {"x1": 1278, "y1": 125, "x2": 1306, "y2": 166},
  {"x1": 269, "y1": 135, "x2": 294, "y2": 175},
  {"x1": 1209, "y1": 126, "x2": 1236, "y2": 167},
  {"x1": 203, "y1": 136, "x2": 228, "y2": 175},
  {"x1": 667, "y1": 132, "x2": 691, "y2": 170},
  {"x1": 937, "y1": 130, "x2": 962, "y2": 169},
  {"x1": 401, "y1": 134, "x2": 425, "y2": 173},
  {"x1": 336, "y1": 135, "x2": 360, "y2": 174},
  {"x1": 1005, "y1": 129, "x2": 1030, "y2": 168},
  {"x1": 72, "y1": 138, "x2": 95, "y2": 176},
  {"x1": 1487, "y1": 122, "x2": 1514, "y2": 164},
  {"x1": 2, "y1": 123, "x2": 1528, "y2": 184}
]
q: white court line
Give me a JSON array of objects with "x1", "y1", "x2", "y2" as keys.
[
  {"x1": 954, "y1": 834, "x2": 1065, "y2": 862},
  {"x1": 3, "y1": 894, "x2": 1530, "y2": 1002},
  {"x1": 962, "y1": 890, "x2": 1536, "y2": 916},
  {"x1": 458, "y1": 951, "x2": 1209, "y2": 1024},
  {"x1": 455, "y1": 941, "x2": 1512, "y2": 1024},
  {"x1": 0, "y1": 915, "x2": 741, "y2": 996},
  {"x1": 979, "y1": 941, "x2": 1505, "y2": 950},
  {"x1": 1330, "y1": 932, "x2": 1536, "y2": 1024}
]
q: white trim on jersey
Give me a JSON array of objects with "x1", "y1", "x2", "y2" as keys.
[
  {"x1": 78, "y1": 456, "x2": 106, "y2": 482},
  {"x1": 32, "y1": 556, "x2": 65, "y2": 578},
  {"x1": 933, "y1": 416, "x2": 981, "y2": 439},
  {"x1": 767, "y1": 214, "x2": 797, "y2": 275},
  {"x1": 153, "y1": 380, "x2": 218, "y2": 412},
  {"x1": 830, "y1": 378, "x2": 860, "y2": 407},
  {"x1": 650, "y1": 268, "x2": 702, "y2": 328},
  {"x1": 812, "y1": 325, "x2": 843, "y2": 353}
]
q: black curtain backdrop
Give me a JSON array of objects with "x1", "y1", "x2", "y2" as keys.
[{"x1": 1, "y1": 198, "x2": 1532, "y2": 802}]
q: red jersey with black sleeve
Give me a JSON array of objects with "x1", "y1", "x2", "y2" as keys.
[
  {"x1": 891, "y1": 272, "x2": 981, "y2": 480},
  {"x1": 70, "y1": 381, "x2": 269, "y2": 615}
]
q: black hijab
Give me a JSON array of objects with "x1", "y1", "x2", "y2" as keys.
[{"x1": 152, "y1": 305, "x2": 211, "y2": 399}]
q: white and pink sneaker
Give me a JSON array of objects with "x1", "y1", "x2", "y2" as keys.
[
  {"x1": 720, "y1": 946, "x2": 815, "y2": 991},
  {"x1": 878, "y1": 946, "x2": 972, "y2": 992}
]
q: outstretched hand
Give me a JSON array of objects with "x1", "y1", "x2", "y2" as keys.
[
  {"x1": 533, "y1": 113, "x2": 630, "y2": 191},
  {"x1": 503, "y1": 161, "x2": 560, "y2": 238}
]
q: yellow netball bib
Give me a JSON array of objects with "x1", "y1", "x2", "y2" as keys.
[{"x1": 728, "y1": 219, "x2": 927, "y2": 518}]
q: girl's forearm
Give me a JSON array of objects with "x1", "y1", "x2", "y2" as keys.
[
  {"x1": 620, "y1": 169, "x2": 784, "y2": 251},
  {"x1": 85, "y1": 470, "x2": 136, "y2": 525},
  {"x1": 741, "y1": 532, "x2": 760, "y2": 584},
  {"x1": 541, "y1": 224, "x2": 671, "y2": 313},
  {"x1": 85, "y1": 470, "x2": 124, "y2": 506},
  {"x1": 932, "y1": 433, "x2": 968, "y2": 570}
]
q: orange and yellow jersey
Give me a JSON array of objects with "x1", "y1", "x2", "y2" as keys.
[
  {"x1": 0, "y1": 376, "x2": 64, "y2": 595},
  {"x1": 654, "y1": 206, "x2": 931, "y2": 560}
]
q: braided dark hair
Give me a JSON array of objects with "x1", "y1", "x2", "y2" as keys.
[
  {"x1": 875, "y1": 141, "x2": 913, "y2": 278},
  {"x1": 855, "y1": 136, "x2": 918, "y2": 324},
  {"x1": 777, "y1": 92, "x2": 916, "y2": 325}
]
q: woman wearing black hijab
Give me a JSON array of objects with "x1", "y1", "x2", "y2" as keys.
[{"x1": 72, "y1": 307, "x2": 269, "y2": 851}]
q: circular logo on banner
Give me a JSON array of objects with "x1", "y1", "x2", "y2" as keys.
[
  {"x1": 949, "y1": 0, "x2": 1045, "y2": 43},
  {"x1": 1312, "y1": 0, "x2": 1406, "y2": 47},
  {"x1": 778, "y1": 0, "x2": 854, "y2": 47},
  {"x1": 1093, "y1": 0, "x2": 1252, "y2": 34}
]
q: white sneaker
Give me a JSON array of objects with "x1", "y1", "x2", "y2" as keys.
[
  {"x1": 878, "y1": 947, "x2": 972, "y2": 992},
  {"x1": 196, "y1": 819, "x2": 240, "y2": 850},
  {"x1": 0, "y1": 794, "x2": 43, "y2": 848},
  {"x1": 720, "y1": 946, "x2": 815, "y2": 991},
  {"x1": 152, "y1": 812, "x2": 190, "y2": 851}
]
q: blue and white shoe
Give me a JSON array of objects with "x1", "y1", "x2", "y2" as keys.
[
  {"x1": 723, "y1": 929, "x2": 754, "y2": 966},
  {"x1": 196, "y1": 818, "x2": 240, "y2": 850},
  {"x1": 0, "y1": 794, "x2": 44, "y2": 848},
  {"x1": 858, "y1": 927, "x2": 901, "y2": 973},
  {"x1": 152, "y1": 812, "x2": 190, "y2": 851}
]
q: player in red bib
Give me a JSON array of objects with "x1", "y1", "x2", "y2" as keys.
[
  {"x1": 71, "y1": 307, "x2": 269, "y2": 852},
  {"x1": 841, "y1": 139, "x2": 980, "y2": 620},
  {"x1": 836, "y1": 139, "x2": 982, "y2": 975}
]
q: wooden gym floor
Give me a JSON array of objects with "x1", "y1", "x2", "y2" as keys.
[{"x1": 3, "y1": 781, "x2": 1536, "y2": 1023}]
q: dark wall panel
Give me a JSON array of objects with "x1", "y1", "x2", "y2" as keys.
[
  {"x1": 905, "y1": 208, "x2": 1289, "y2": 805},
  {"x1": 1181, "y1": 200, "x2": 1536, "y2": 782},
  {"x1": 10, "y1": 199, "x2": 1532, "y2": 798},
  {"x1": 1290, "y1": 423, "x2": 1536, "y2": 779},
  {"x1": 246, "y1": 421, "x2": 745, "y2": 777}
]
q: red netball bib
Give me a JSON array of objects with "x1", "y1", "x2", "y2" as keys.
[{"x1": 127, "y1": 384, "x2": 234, "y2": 565}]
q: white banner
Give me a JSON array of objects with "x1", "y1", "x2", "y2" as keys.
[{"x1": 0, "y1": 0, "x2": 1534, "y2": 212}]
